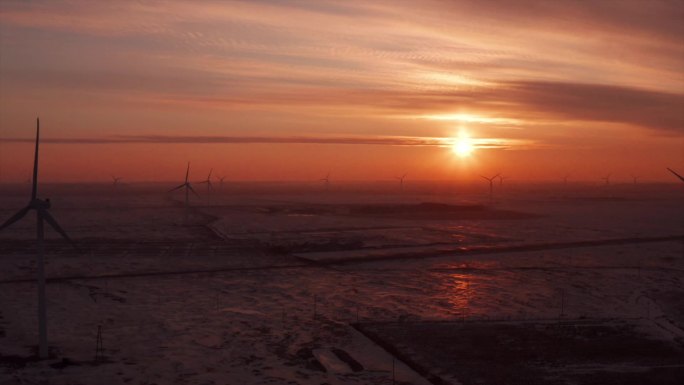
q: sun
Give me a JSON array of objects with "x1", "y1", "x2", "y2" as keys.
[{"x1": 452, "y1": 133, "x2": 474, "y2": 157}]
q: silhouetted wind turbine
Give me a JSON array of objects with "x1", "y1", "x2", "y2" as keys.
[
  {"x1": 217, "y1": 175, "x2": 227, "y2": 191},
  {"x1": 667, "y1": 167, "x2": 684, "y2": 183},
  {"x1": 631, "y1": 174, "x2": 639, "y2": 185},
  {"x1": 198, "y1": 168, "x2": 214, "y2": 193},
  {"x1": 396, "y1": 173, "x2": 407, "y2": 191},
  {"x1": 168, "y1": 162, "x2": 199, "y2": 223},
  {"x1": 0, "y1": 118, "x2": 77, "y2": 359},
  {"x1": 601, "y1": 174, "x2": 611, "y2": 185},
  {"x1": 497, "y1": 174, "x2": 509, "y2": 187},
  {"x1": 563, "y1": 173, "x2": 570, "y2": 185},
  {"x1": 320, "y1": 172, "x2": 330, "y2": 190},
  {"x1": 480, "y1": 173, "x2": 500, "y2": 201},
  {"x1": 111, "y1": 176, "x2": 122, "y2": 186}
]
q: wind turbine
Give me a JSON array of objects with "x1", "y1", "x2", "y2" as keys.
[
  {"x1": 480, "y1": 173, "x2": 500, "y2": 201},
  {"x1": 320, "y1": 172, "x2": 330, "y2": 190},
  {"x1": 0, "y1": 118, "x2": 77, "y2": 359},
  {"x1": 562, "y1": 173, "x2": 570, "y2": 185},
  {"x1": 198, "y1": 168, "x2": 214, "y2": 193},
  {"x1": 667, "y1": 167, "x2": 684, "y2": 183},
  {"x1": 497, "y1": 174, "x2": 509, "y2": 187},
  {"x1": 601, "y1": 174, "x2": 611, "y2": 186},
  {"x1": 631, "y1": 174, "x2": 639, "y2": 185},
  {"x1": 395, "y1": 173, "x2": 407, "y2": 191},
  {"x1": 111, "y1": 175, "x2": 122, "y2": 187},
  {"x1": 168, "y1": 162, "x2": 199, "y2": 223},
  {"x1": 216, "y1": 175, "x2": 227, "y2": 191}
]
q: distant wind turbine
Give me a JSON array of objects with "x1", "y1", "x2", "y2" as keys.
[
  {"x1": 666, "y1": 167, "x2": 684, "y2": 183},
  {"x1": 563, "y1": 173, "x2": 570, "y2": 185},
  {"x1": 320, "y1": 172, "x2": 330, "y2": 190},
  {"x1": 497, "y1": 174, "x2": 509, "y2": 187},
  {"x1": 216, "y1": 175, "x2": 227, "y2": 191},
  {"x1": 168, "y1": 162, "x2": 199, "y2": 223},
  {"x1": 395, "y1": 173, "x2": 407, "y2": 191},
  {"x1": 480, "y1": 173, "x2": 500, "y2": 201},
  {"x1": 0, "y1": 118, "x2": 77, "y2": 359},
  {"x1": 631, "y1": 174, "x2": 639, "y2": 185},
  {"x1": 601, "y1": 174, "x2": 611, "y2": 186},
  {"x1": 111, "y1": 176, "x2": 122, "y2": 186},
  {"x1": 198, "y1": 168, "x2": 214, "y2": 193}
]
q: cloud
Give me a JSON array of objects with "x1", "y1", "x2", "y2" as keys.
[
  {"x1": 500, "y1": 81, "x2": 684, "y2": 134},
  {"x1": 1, "y1": 0, "x2": 682, "y2": 138},
  {"x1": 153, "y1": 81, "x2": 683, "y2": 134},
  {"x1": 1, "y1": 134, "x2": 531, "y2": 150}
]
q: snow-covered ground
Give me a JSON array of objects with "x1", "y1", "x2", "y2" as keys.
[{"x1": 0, "y1": 183, "x2": 682, "y2": 384}]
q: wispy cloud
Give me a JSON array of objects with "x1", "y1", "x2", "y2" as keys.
[{"x1": 1, "y1": 134, "x2": 533, "y2": 150}]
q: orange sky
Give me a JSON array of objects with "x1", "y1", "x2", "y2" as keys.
[{"x1": 0, "y1": 0, "x2": 682, "y2": 183}]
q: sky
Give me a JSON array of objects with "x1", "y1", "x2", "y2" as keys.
[{"x1": 0, "y1": 0, "x2": 682, "y2": 183}]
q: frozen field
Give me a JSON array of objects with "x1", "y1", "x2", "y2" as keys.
[{"x1": 0, "y1": 182, "x2": 683, "y2": 384}]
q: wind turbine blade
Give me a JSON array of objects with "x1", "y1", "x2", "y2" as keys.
[
  {"x1": 188, "y1": 184, "x2": 200, "y2": 197},
  {"x1": 667, "y1": 168, "x2": 684, "y2": 183},
  {"x1": 493, "y1": 173, "x2": 501, "y2": 179},
  {"x1": 0, "y1": 206, "x2": 31, "y2": 231},
  {"x1": 185, "y1": 162, "x2": 190, "y2": 183},
  {"x1": 32, "y1": 117, "x2": 40, "y2": 200},
  {"x1": 480, "y1": 175, "x2": 489, "y2": 181},
  {"x1": 168, "y1": 184, "x2": 186, "y2": 192},
  {"x1": 42, "y1": 210, "x2": 78, "y2": 250}
]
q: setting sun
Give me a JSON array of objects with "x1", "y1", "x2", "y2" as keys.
[{"x1": 452, "y1": 133, "x2": 475, "y2": 157}]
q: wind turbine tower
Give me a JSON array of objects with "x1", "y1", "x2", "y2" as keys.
[
  {"x1": 497, "y1": 174, "x2": 508, "y2": 188},
  {"x1": 169, "y1": 163, "x2": 199, "y2": 223},
  {"x1": 320, "y1": 172, "x2": 330, "y2": 190},
  {"x1": 601, "y1": 174, "x2": 611, "y2": 186},
  {"x1": 480, "y1": 173, "x2": 500, "y2": 202},
  {"x1": 199, "y1": 168, "x2": 214, "y2": 194},
  {"x1": 0, "y1": 118, "x2": 77, "y2": 359},
  {"x1": 217, "y1": 175, "x2": 227, "y2": 191},
  {"x1": 396, "y1": 173, "x2": 407, "y2": 191}
]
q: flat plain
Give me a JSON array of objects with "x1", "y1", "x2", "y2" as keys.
[{"x1": 1, "y1": 182, "x2": 682, "y2": 385}]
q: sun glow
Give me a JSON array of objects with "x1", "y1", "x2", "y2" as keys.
[
  {"x1": 452, "y1": 132, "x2": 474, "y2": 157},
  {"x1": 422, "y1": 113, "x2": 520, "y2": 126}
]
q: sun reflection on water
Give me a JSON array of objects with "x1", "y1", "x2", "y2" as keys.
[{"x1": 446, "y1": 272, "x2": 473, "y2": 318}]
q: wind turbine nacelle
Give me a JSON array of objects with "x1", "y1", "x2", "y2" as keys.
[{"x1": 31, "y1": 198, "x2": 51, "y2": 210}]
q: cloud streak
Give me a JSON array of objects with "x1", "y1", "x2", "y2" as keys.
[{"x1": 1, "y1": 134, "x2": 532, "y2": 150}]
